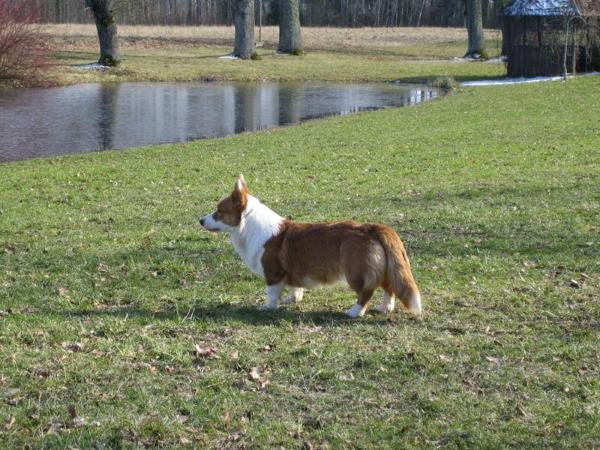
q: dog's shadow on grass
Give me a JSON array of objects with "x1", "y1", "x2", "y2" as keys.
[{"x1": 67, "y1": 303, "x2": 415, "y2": 327}]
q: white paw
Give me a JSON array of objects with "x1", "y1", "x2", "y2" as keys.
[
  {"x1": 373, "y1": 302, "x2": 393, "y2": 314},
  {"x1": 345, "y1": 304, "x2": 366, "y2": 318},
  {"x1": 281, "y1": 295, "x2": 296, "y2": 305},
  {"x1": 259, "y1": 303, "x2": 278, "y2": 311},
  {"x1": 282, "y1": 288, "x2": 303, "y2": 305}
]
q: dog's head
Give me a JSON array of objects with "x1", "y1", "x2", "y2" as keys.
[{"x1": 199, "y1": 175, "x2": 249, "y2": 232}]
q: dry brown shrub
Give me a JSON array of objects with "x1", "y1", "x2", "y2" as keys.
[{"x1": 0, "y1": 0, "x2": 52, "y2": 86}]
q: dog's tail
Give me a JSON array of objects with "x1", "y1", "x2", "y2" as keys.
[{"x1": 370, "y1": 225, "x2": 422, "y2": 316}]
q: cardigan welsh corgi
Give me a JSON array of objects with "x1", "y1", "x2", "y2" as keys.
[{"x1": 199, "y1": 175, "x2": 421, "y2": 318}]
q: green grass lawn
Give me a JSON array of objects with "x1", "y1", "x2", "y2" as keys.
[
  {"x1": 54, "y1": 45, "x2": 506, "y2": 86},
  {"x1": 1, "y1": 74, "x2": 599, "y2": 447}
]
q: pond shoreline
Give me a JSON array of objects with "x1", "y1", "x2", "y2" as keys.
[{"x1": 0, "y1": 80, "x2": 439, "y2": 163}]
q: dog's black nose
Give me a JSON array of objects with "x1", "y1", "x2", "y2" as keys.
[{"x1": 199, "y1": 218, "x2": 205, "y2": 226}]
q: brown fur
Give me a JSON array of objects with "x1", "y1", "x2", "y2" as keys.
[
  {"x1": 212, "y1": 180, "x2": 248, "y2": 227},
  {"x1": 262, "y1": 220, "x2": 419, "y2": 310}
]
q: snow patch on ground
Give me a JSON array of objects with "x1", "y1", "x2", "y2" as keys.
[
  {"x1": 218, "y1": 54, "x2": 239, "y2": 60},
  {"x1": 462, "y1": 71, "x2": 600, "y2": 87},
  {"x1": 73, "y1": 63, "x2": 109, "y2": 71},
  {"x1": 451, "y1": 56, "x2": 506, "y2": 64},
  {"x1": 485, "y1": 57, "x2": 507, "y2": 64}
]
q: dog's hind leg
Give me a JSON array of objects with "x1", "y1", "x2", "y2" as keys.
[
  {"x1": 260, "y1": 281, "x2": 284, "y2": 311},
  {"x1": 345, "y1": 289, "x2": 374, "y2": 318},
  {"x1": 282, "y1": 287, "x2": 304, "y2": 305},
  {"x1": 374, "y1": 291, "x2": 396, "y2": 314},
  {"x1": 342, "y1": 239, "x2": 384, "y2": 318}
]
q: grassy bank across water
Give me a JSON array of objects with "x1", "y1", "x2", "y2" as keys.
[
  {"x1": 42, "y1": 25, "x2": 505, "y2": 86},
  {"x1": 0, "y1": 76, "x2": 599, "y2": 447}
]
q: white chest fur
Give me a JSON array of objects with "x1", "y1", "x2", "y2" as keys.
[{"x1": 230, "y1": 196, "x2": 283, "y2": 278}]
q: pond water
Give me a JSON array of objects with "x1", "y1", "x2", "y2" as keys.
[{"x1": 0, "y1": 81, "x2": 438, "y2": 162}]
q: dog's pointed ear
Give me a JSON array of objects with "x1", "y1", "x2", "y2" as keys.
[
  {"x1": 232, "y1": 175, "x2": 248, "y2": 210},
  {"x1": 238, "y1": 174, "x2": 247, "y2": 190},
  {"x1": 234, "y1": 174, "x2": 248, "y2": 193}
]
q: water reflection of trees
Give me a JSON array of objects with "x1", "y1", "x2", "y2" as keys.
[
  {"x1": 1, "y1": 82, "x2": 438, "y2": 162},
  {"x1": 277, "y1": 84, "x2": 304, "y2": 125},
  {"x1": 97, "y1": 84, "x2": 119, "y2": 150}
]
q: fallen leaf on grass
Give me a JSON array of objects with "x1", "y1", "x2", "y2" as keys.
[
  {"x1": 439, "y1": 354, "x2": 453, "y2": 363},
  {"x1": 485, "y1": 356, "x2": 500, "y2": 364},
  {"x1": 248, "y1": 367, "x2": 261, "y2": 381},
  {"x1": 218, "y1": 327, "x2": 234, "y2": 337},
  {"x1": 62, "y1": 342, "x2": 84, "y2": 352},
  {"x1": 4, "y1": 416, "x2": 15, "y2": 431},
  {"x1": 45, "y1": 422, "x2": 63, "y2": 434},
  {"x1": 58, "y1": 287, "x2": 68, "y2": 297},
  {"x1": 72, "y1": 416, "x2": 88, "y2": 427},
  {"x1": 195, "y1": 344, "x2": 218, "y2": 359},
  {"x1": 247, "y1": 367, "x2": 270, "y2": 390},
  {"x1": 227, "y1": 432, "x2": 242, "y2": 442},
  {"x1": 259, "y1": 344, "x2": 274, "y2": 352}
]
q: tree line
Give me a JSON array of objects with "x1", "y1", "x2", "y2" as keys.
[
  {"x1": 83, "y1": 0, "x2": 489, "y2": 66},
  {"x1": 2, "y1": 0, "x2": 489, "y2": 82},
  {"x1": 34, "y1": 0, "x2": 507, "y2": 28}
]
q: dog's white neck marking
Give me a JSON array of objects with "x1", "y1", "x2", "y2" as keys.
[{"x1": 230, "y1": 195, "x2": 284, "y2": 277}]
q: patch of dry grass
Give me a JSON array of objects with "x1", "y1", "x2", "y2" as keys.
[{"x1": 42, "y1": 24, "x2": 503, "y2": 55}]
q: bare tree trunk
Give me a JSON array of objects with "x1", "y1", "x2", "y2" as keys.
[
  {"x1": 465, "y1": 0, "x2": 485, "y2": 57},
  {"x1": 278, "y1": 0, "x2": 302, "y2": 54},
  {"x1": 233, "y1": 0, "x2": 255, "y2": 59},
  {"x1": 86, "y1": 0, "x2": 120, "y2": 66}
]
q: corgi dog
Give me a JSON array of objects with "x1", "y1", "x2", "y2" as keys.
[{"x1": 199, "y1": 175, "x2": 421, "y2": 318}]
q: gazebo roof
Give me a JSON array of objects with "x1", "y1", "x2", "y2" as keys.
[
  {"x1": 576, "y1": 0, "x2": 600, "y2": 16},
  {"x1": 505, "y1": 0, "x2": 580, "y2": 16}
]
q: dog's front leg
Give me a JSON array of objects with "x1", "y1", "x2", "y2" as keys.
[{"x1": 260, "y1": 282, "x2": 284, "y2": 311}]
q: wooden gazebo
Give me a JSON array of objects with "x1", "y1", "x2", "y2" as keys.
[{"x1": 503, "y1": 0, "x2": 600, "y2": 77}]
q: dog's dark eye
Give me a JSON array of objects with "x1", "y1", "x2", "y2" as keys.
[{"x1": 213, "y1": 211, "x2": 220, "y2": 220}]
